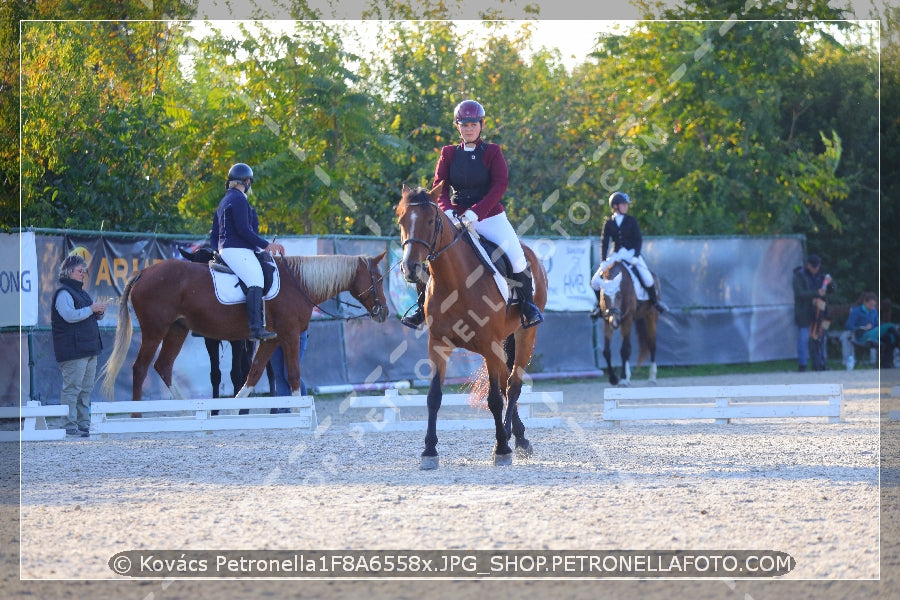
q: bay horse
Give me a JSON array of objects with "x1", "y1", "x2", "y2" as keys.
[
  {"x1": 594, "y1": 261, "x2": 660, "y2": 386},
  {"x1": 396, "y1": 183, "x2": 548, "y2": 469},
  {"x1": 99, "y1": 252, "x2": 388, "y2": 405}
]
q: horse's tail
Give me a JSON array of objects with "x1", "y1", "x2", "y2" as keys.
[{"x1": 98, "y1": 272, "x2": 139, "y2": 399}]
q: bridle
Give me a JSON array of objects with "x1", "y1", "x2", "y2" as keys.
[
  {"x1": 399, "y1": 196, "x2": 464, "y2": 263},
  {"x1": 351, "y1": 256, "x2": 386, "y2": 319}
]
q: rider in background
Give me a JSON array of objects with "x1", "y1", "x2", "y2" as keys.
[
  {"x1": 590, "y1": 191, "x2": 668, "y2": 317},
  {"x1": 400, "y1": 99, "x2": 543, "y2": 330},
  {"x1": 211, "y1": 162, "x2": 284, "y2": 342}
]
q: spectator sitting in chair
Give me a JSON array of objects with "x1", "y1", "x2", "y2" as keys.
[{"x1": 845, "y1": 291, "x2": 899, "y2": 368}]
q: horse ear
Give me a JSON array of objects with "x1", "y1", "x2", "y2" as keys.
[
  {"x1": 373, "y1": 250, "x2": 386, "y2": 265},
  {"x1": 428, "y1": 180, "x2": 443, "y2": 201},
  {"x1": 402, "y1": 183, "x2": 412, "y2": 195}
]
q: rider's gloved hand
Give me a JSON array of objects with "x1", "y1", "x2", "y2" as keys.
[{"x1": 460, "y1": 209, "x2": 478, "y2": 224}]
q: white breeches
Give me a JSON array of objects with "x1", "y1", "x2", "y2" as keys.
[
  {"x1": 473, "y1": 212, "x2": 528, "y2": 273},
  {"x1": 220, "y1": 247, "x2": 263, "y2": 288},
  {"x1": 591, "y1": 250, "x2": 653, "y2": 291}
]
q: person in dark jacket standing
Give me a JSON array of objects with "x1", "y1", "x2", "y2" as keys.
[
  {"x1": 792, "y1": 254, "x2": 833, "y2": 371},
  {"x1": 211, "y1": 162, "x2": 284, "y2": 342},
  {"x1": 51, "y1": 254, "x2": 107, "y2": 437}
]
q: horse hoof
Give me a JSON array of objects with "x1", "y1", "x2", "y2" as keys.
[
  {"x1": 617, "y1": 380, "x2": 631, "y2": 388},
  {"x1": 515, "y1": 440, "x2": 533, "y2": 458},
  {"x1": 130, "y1": 412, "x2": 142, "y2": 419},
  {"x1": 420, "y1": 455, "x2": 439, "y2": 470},
  {"x1": 493, "y1": 452, "x2": 513, "y2": 466}
]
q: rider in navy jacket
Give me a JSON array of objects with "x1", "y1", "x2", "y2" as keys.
[{"x1": 211, "y1": 163, "x2": 284, "y2": 342}]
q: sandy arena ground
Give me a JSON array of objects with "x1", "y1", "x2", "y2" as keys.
[{"x1": 3, "y1": 367, "x2": 899, "y2": 599}]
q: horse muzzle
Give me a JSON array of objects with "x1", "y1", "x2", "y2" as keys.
[
  {"x1": 401, "y1": 261, "x2": 427, "y2": 284},
  {"x1": 606, "y1": 308, "x2": 621, "y2": 330},
  {"x1": 371, "y1": 303, "x2": 389, "y2": 323}
]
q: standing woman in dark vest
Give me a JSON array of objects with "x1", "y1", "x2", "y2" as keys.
[
  {"x1": 51, "y1": 254, "x2": 107, "y2": 437},
  {"x1": 401, "y1": 99, "x2": 543, "y2": 330}
]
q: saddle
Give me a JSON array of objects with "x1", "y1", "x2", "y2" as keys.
[
  {"x1": 460, "y1": 229, "x2": 534, "y2": 305},
  {"x1": 178, "y1": 246, "x2": 279, "y2": 304}
]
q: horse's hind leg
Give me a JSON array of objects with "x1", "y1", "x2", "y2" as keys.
[
  {"x1": 131, "y1": 336, "x2": 164, "y2": 417},
  {"x1": 154, "y1": 324, "x2": 190, "y2": 399},
  {"x1": 483, "y1": 355, "x2": 513, "y2": 466},
  {"x1": 506, "y1": 331, "x2": 534, "y2": 457}
]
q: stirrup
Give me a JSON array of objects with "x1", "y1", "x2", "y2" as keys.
[
  {"x1": 400, "y1": 307, "x2": 426, "y2": 330},
  {"x1": 520, "y1": 303, "x2": 544, "y2": 329},
  {"x1": 250, "y1": 328, "x2": 277, "y2": 342},
  {"x1": 654, "y1": 300, "x2": 669, "y2": 314}
]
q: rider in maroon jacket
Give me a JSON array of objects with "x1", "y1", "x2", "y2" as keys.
[{"x1": 401, "y1": 99, "x2": 543, "y2": 330}]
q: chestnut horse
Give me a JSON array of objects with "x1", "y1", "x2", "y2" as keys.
[
  {"x1": 594, "y1": 260, "x2": 660, "y2": 386},
  {"x1": 396, "y1": 184, "x2": 548, "y2": 469},
  {"x1": 99, "y1": 253, "x2": 388, "y2": 404}
]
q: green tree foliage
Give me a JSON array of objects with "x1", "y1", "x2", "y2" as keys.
[
  {"x1": 21, "y1": 20, "x2": 189, "y2": 231},
  {"x1": 12, "y1": 4, "x2": 885, "y2": 304}
]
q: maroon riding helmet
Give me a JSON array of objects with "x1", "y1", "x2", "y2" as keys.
[{"x1": 454, "y1": 99, "x2": 485, "y2": 124}]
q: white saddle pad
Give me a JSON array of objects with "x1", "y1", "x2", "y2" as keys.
[
  {"x1": 209, "y1": 266, "x2": 281, "y2": 305},
  {"x1": 624, "y1": 264, "x2": 649, "y2": 301}
]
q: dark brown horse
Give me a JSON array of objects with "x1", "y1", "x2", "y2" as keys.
[
  {"x1": 99, "y1": 253, "x2": 388, "y2": 404},
  {"x1": 396, "y1": 184, "x2": 548, "y2": 469},
  {"x1": 594, "y1": 260, "x2": 660, "y2": 386}
]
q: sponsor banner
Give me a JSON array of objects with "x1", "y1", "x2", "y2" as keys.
[
  {"x1": 0, "y1": 232, "x2": 39, "y2": 327},
  {"x1": 526, "y1": 237, "x2": 595, "y2": 312}
]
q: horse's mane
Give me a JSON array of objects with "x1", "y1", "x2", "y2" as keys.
[{"x1": 282, "y1": 255, "x2": 360, "y2": 298}]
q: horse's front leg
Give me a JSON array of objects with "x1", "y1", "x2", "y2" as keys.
[
  {"x1": 204, "y1": 337, "x2": 222, "y2": 398},
  {"x1": 602, "y1": 326, "x2": 619, "y2": 386},
  {"x1": 421, "y1": 358, "x2": 447, "y2": 471},
  {"x1": 618, "y1": 332, "x2": 632, "y2": 387}
]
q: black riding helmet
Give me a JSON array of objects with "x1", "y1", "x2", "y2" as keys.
[
  {"x1": 227, "y1": 162, "x2": 254, "y2": 182},
  {"x1": 226, "y1": 163, "x2": 253, "y2": 193},
  {"x1": 608, "y1": 191, "x2": 630, "y2": 211}
]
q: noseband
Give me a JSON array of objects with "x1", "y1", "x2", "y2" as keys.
[{"x1": 399, "y1": 196, "x2": 462, "y2": 262}]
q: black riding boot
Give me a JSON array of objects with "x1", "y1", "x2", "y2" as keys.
[
  {"x1": 400, "y1": 283, "x2": 427, "y2": 330},
  {"x1": 246, "y1": 286, "x2": 277, "y2": 342},
  {"x1": 512, "y1": 270, "x2": 543, "y2": 329},
  {"x1": 645, "y1": 284, "x2": 668, "y2": 313},
  {"x1": 590, "y1": 288, "x2": 603, "y2": 321}
]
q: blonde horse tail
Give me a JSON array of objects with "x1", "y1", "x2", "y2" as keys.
[{"x1": 98, "y1": 272, "x2": 139, "y2": 399}]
